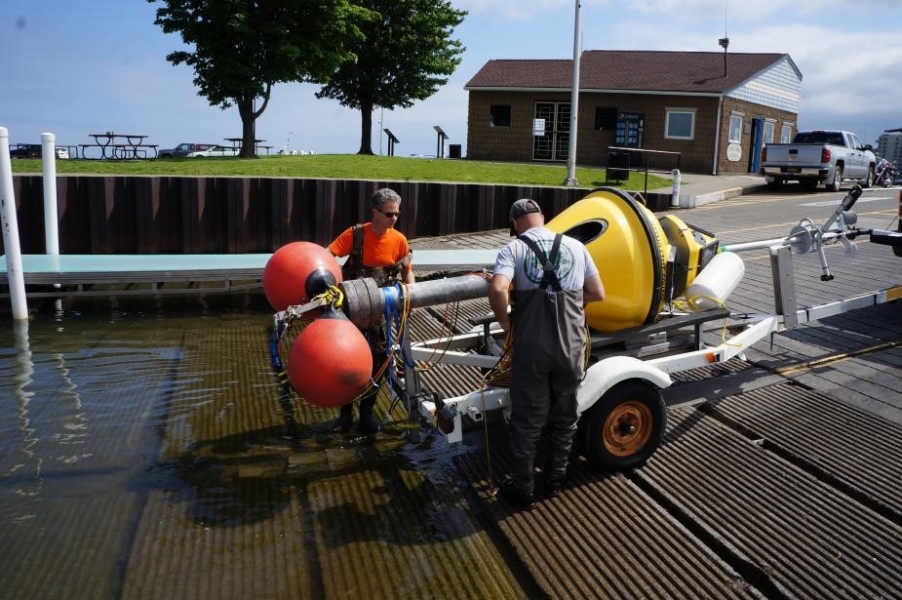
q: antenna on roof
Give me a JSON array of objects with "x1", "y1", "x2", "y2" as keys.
[{"x1": 718, "y1": 0, "x2": 729, "y2": 77}]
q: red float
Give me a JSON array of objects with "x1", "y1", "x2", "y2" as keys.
[
  {"x1": 263, "y1": 242, "x2": 342, "y2": 312},
  {"x1": 287, "y1": 307, "x2": 373, "y2": 408}
]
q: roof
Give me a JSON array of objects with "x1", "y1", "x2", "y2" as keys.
[{"x1": 465, "y1": 50, "x2": 798, "y2": 95}]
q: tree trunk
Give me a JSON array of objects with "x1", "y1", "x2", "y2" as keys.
[
  {"x1": 358, "y1": 102, "x2": 374, "y2": 155},
  {"x1": 238, "y1": 94, "x2": 257, "y2": 158}
]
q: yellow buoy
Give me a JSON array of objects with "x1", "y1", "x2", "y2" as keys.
[{"x1": 548, "y1": 187, "x2": 669, "y2": 332}]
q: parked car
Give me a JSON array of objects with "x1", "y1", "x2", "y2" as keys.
[
  {"x1": 186, "y1": 145, "x2": 238, "y2": 158},
  {"x1": 157, "y1": 142, "x2": 218, "y2": 158},
  {"x1": 9, "y1": 143, "x2": 42, "y2": 159},
  {"x1": 9, "y1": 143, "x2": 69, "y2": 159}
]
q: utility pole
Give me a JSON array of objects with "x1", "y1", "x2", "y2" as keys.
[{"x1": 564, "y1": 0, "x2": 582, "y2": 187}]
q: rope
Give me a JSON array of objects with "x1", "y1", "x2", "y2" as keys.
[{"x1": 683, "y1": 293, "x2": 742, "y2": 347}]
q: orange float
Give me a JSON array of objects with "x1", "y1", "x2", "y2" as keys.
[
  {"x1": 263, "y1": 242, "x2": 342, "y2": 312},
  {"x1": 287, "y1": 306, "x2": 373, "y2": 408}
]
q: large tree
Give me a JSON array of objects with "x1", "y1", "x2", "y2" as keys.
[
  {"x1": 148, "y1": 0, "x2": 374, "y2": 157},
  {"x1": 315, "y1": 0, "x2": 466, "y2": 155}
]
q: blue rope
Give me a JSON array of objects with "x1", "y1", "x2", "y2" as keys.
[{"x1": 268, "y1": 319, "x2": 291, "y2": 390}]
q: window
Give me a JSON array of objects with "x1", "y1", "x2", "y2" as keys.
[
  {"x1": 595, "y1": 107, "x2": 618, "y2": 130},
  {"x1": 729, "y1": 114, "x2": 742, "y2": 143},
  {"x1": 763, "y1": 120, "x2": 775, "y2": 144},
  {"x1": 489, "y1": 105, "x2": 511, "y2": 127},
  {"x1": 665, "y1": 108, "x2": 696, "y2": 140},
  {"x1": 781, "y1": 123, "x2": 793, "y2": 143}
]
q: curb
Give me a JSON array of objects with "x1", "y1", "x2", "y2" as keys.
[{"x1": 688, "y1": 182, "x2": 768, "y2": 208}]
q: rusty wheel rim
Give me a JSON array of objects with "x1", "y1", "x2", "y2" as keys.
[{"x1": 602, "y1": 401, "x2": 653, "y2": 457}]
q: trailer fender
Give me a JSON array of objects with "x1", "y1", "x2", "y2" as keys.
[{"x1": 576, "y1": 355, "x2": 671, "y2": 415}]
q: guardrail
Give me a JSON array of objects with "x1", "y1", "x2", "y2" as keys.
[{"x1": 606, "y1": 146, "x2": 681, "y2": 195}]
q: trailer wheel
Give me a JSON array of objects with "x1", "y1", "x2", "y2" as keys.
[{"x1": 580, "y1": 381, "x2": 666, "y2": 471}]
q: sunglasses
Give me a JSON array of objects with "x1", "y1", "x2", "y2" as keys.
[{"x1": 379, "y1": 210, "x2": 400, "y2": 218}]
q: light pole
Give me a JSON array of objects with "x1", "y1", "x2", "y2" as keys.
[
  {"x1": 564, "y1": 0, "x2": 582, "y2": 186},
  {"x1": 379, "y1": 106, "x2": 384, "y2": 156}
]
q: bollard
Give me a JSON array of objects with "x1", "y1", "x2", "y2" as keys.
[
  {"x1": 42, "y1": 133, "x2": 59, "y2": 255},
  {"x1": 671, "y1": 168, "x2": 681, "y2": 208},
  {"x1": 0, "y1": 126, "x2": 29, "y2": 319}
]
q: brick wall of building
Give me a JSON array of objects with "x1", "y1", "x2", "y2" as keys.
[
  {"x1": 716, "y1": 98, "x2": 797, "y2": 175},
  {"x1": 467, "y1": 91, "x2": 797, "y2": 175}
]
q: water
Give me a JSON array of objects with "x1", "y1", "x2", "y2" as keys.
[{"x1": 0, "y1": 295, "x2": 524, "y2": 599}]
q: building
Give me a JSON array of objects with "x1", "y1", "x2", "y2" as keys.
[
  {"x1": 465, "y1": 50, "x2": 802, "y2": 175},
  {"x1": 876, "y1": 129, "x2": 902, "y2": 165}
]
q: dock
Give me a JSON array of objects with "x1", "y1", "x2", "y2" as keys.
[{"x1": 0, "y1": 250, "x2": 499, "y2": 300}]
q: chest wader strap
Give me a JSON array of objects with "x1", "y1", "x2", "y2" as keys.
[
  {"x1": 519, "y1": 234, "x2": 563, "y2": 291},
  {"x1": 341, "y1": 224, "x2": 366, "y2": 281}
]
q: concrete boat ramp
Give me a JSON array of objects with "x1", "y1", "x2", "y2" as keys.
[
  {"x1": 403, "y1": 189, "x2": 902, "y2": 598},
  {"x1": 2, "y1": 185, "x2": 899, "y2": 599}
]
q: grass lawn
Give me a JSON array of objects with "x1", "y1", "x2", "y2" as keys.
[{"x1": 8, "y1": 153, "x2": 670, "y2": 191}]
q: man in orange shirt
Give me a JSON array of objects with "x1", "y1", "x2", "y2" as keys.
[{"x1": 325, "y1": 188, "x2": 414, "y2": 433}]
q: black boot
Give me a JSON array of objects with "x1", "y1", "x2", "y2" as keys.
[
  {"x1": 318, "y1": 403, "x2": 353, "y2": 433},
  {"x1": 358, "y1": 395, "x2": 381, "y2": 434}
]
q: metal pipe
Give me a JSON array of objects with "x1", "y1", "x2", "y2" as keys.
[
  {"x1": 722, "y1": 228, "x2": 850, "y2": 253},
  {"x1": 563, "y1": 0, "x2": 582, "y2": 187},
  {"x1": 342, "y1": 274, "x2": 490, "y2": 330}
]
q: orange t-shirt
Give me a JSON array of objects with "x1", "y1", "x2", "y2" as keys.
[{"x1": 328, "y1": 223, "x2": 412, "y2": 271}]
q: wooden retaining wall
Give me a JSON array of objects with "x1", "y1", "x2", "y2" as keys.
[
  {"x1": 6, "y1": 175, "x2": 671, "y2": 254},
  {"x1": 7, "y1": 175, "x2": 608, "y2": 254}
]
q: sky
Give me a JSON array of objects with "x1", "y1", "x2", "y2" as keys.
[{"x1": 3, "y1": 0, "x2": 902, "y2": 158}]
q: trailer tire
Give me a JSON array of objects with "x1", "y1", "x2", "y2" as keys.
[{"x1": 580, "y1": 381, "x2": 666, "y2": 472}]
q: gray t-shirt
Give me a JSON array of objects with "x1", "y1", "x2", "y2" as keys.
[{"x1": 493, "y1": 226, "x2": 599, "y2": 290}]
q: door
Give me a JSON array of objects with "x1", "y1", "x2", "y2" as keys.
[
  {"x1": 748, "y1": 118, "x2": 763, "y2": 174},
  {"x1": 532, "y1": 102, "x2": 570, "y2": 162},
  {"x1": 847, "y1": 133, "x2": 867, "y2": 179}
]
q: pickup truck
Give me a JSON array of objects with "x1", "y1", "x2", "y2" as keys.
[
  {"x1": 157, "y1": 142, "x2": 218, "y2": 158},
  {"x1": 760, "y1": 130, "x2": 875, "y2": 192}
]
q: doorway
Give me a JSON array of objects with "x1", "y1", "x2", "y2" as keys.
[
  {"x1": 532, "y1": 102, "x2": 571, "y2": 162},
  {"x1": 748, "y1": 117, "x2": 763, "y2": 173}
]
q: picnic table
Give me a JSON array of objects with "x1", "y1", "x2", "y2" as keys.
[
  {"x1": 223, "y1": 137, "x2": 273, "y2": 154},
  {"x1": 80, "y1": 132, "x2": 158, "y2": 159}
]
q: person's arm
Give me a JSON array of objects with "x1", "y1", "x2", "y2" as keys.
[
  {"x1": 583, "y1": 273, "x2": 605, "y2": 305},
  {"x1": 403, "y1": 266, "x2": 415, "y2": 285},
  {"x1": 488, "y1": 274, "x2": 512, "y2": 332},
  {"x1": 328, "y1": 227, "x2": 352, "y2": 258}
]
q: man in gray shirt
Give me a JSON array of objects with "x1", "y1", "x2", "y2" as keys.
[{"x1": 489, "y1": 199, "x2": 605, "y2": 510}]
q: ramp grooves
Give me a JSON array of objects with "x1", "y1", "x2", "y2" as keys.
[
  {"x1": 455, "y1": 448, "x2": 761, "y2": 599},
  {"x1": 637, "y1": 406, "x2": 902, "y2": 598},
  {"x1": 700, "y1": 382, "x2": 902, "y2": 524}
]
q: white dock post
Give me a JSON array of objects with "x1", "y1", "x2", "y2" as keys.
[
  {"x1": 0, "y1": 126, "x2": 29, "y2": 319},
  {"x1": 42, "y1": 133, "x2": 59, "y2": 255},
  {"x1": 671, "y1": 169, "x2": 681, "y2": 208}
]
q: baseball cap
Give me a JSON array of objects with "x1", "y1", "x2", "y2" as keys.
[{"x1": 509, "y1": 199, "x2": 542, "y2": 220}]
